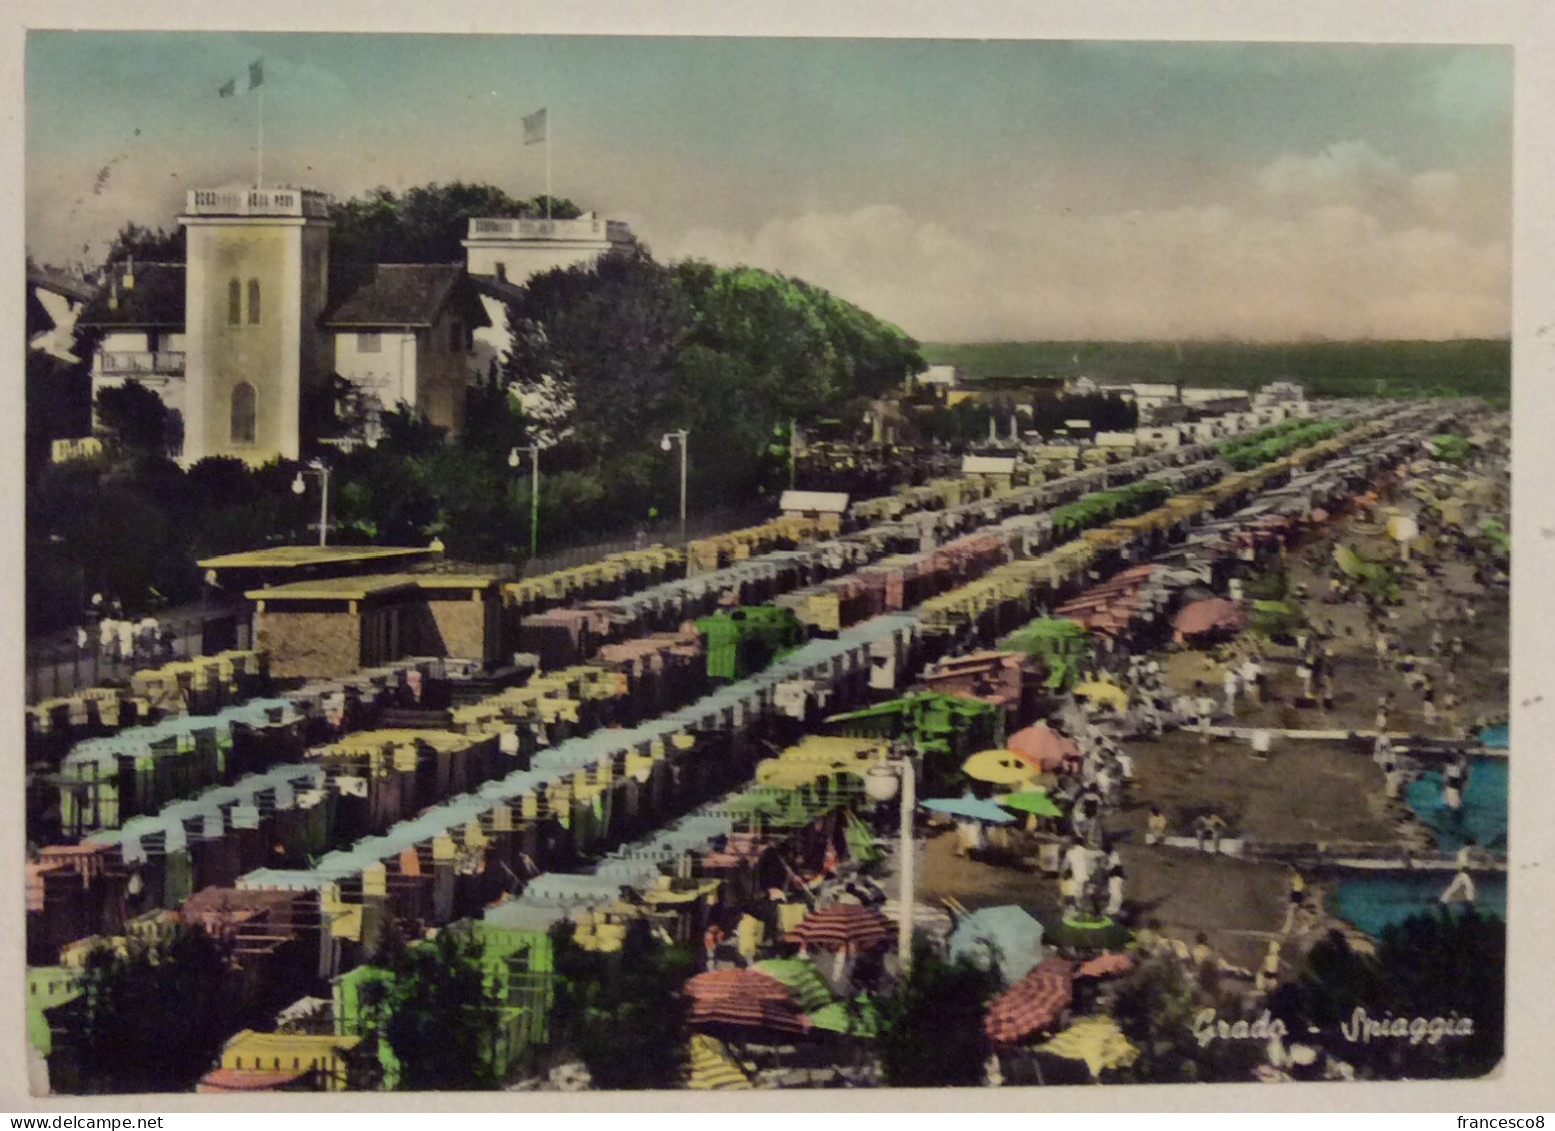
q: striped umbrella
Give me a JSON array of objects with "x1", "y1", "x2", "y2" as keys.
[
  {"x1": 785, "y1": 904, "x2": 896, "y2": 950},
  {"x1": 984, "y1": 957, "x2": 1075, "y2": 1045},
  {"x1": 1075, "y1": 951, "x2": 1135, "y2": 980},
  {"x1": 684, "y1": 968, "x2": 812, "y2": 1036},
  {"x1": 685, "y1": 1033, "x2": 755, "y2": 1090}
]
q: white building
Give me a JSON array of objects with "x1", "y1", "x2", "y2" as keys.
[
  {"x1": 461, "y1": 213, "x2": 635, "y2": 380},
  {"x1": 77, "y1": 186, "x2": 489, "y2": 466}
]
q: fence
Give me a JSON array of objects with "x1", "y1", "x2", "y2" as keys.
[{"x1": 25, "y1": 611, "x2": 253, "y2": 705}]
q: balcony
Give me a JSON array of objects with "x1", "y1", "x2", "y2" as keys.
[
  {"x1": 465, "y1": 215, "x2": 631, "y2": 243},
  {"x1": 184, "y1": 188, "x2": 331, "y2": 219},
  {"x1": 100, "y1": 351, "x2": 186, "y2": 377}
]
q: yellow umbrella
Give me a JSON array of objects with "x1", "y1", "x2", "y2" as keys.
[
  {"x1": 1034, "y1": 1015, "x2": 1140, "y2": 1077},
  {"x1": 685, "y1": 1034, "x2": 755, "y2": 1090},
  {"x1": 961, "y1": 748, "x2": 1043, "y2": 787},
  {"x1": 1073, "y1": 678, "x2": 1129, "y2": 712}
]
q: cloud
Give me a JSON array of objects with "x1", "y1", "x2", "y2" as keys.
[{"x1": 664, "y1": 190, "x2": 1508, "y2": 342}]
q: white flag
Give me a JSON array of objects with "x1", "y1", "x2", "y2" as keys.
[{"x1": 523, "y1": 107, "x2": 547, "y2": 145}]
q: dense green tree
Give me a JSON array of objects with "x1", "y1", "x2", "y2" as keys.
[
  {"x1": 96, "y1": 380, "x2": 178, "y2": 458},
  {"x1": 25, "y1": 350, "x2": 92, "y2": 479},
  {"x1": 1268, "y1": 908, "x2": 1505, "y2": 1080},
  {"x1": 356, "y1": 924, "x2": 504, "y2": 1091},
  {"x1": 503, "y1": 246, "x2": 692, "y2": 454},
  {"x1": 878, "y1": 939, "x2": 1001, "y2": 1087},
  {"x1": 105, "y1": 221, "x2": 186, "y2": 265},
  {"x1": 330, "y1": 183, "x2": 582, "y2": 265},
  {"x1": 546, "y1": 919, "x2": 694, "y2": 1089},
  {"x1": 66, "y1": 929, "x2": 242, "y2": 1094}
]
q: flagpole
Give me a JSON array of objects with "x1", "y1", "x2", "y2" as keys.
[
  {"x1": 257, "y1": 85, "x2": 264, "y2": 189},
  {"x1": 545, "y1": 111, "x2": 552, "y2": 222}
]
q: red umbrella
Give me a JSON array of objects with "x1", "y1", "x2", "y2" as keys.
[
  {"x1": 1172, "y1": 598, "x2": 1246, "y2": 642},
  {"x1": 984, "y1": 957, "x2": 1075, "y2": 1045},
  {"x1": 1007, "y1": 724, "x2": 1081, "y2": 772},
  {"x1": 785, "y1": 904, "x2": 895, "y2": 950},
  {"x1": 1075, "y1": 951, "x2": 1134, "y2": 980},
  {"x1": 685, "y1": 969, "x2": 812, "y2": 1036}
]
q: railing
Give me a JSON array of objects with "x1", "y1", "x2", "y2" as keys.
[
  {"x1": 467, "y1": 215, "x2": 625, "y2": 241},
  {"x1": 185, "y1": 188, "x2": 331, "y2": 218},
  {"x1": 100, "y1": 351, "x2": 186, "y2": 376}
]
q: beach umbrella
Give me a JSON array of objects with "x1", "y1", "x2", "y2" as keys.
[
  {"x1": 685, "y1": 1034, "x2": 755, "y2": 1090},
  {"x1": 921, "y1": 795, "x2": 1020, "y2": 824},
  {"x1": 949, "y1": 905, "x2": 1046, "y2": 984},
  {"x1": 684, "y1": 968, "x2": 812, "y2": 1036},
  {"x1": 1073, "y1": 678, "x2": 1129, "y2": 712},
  {"x1": 753, "y1": 958, "x2": 835, "y2": 1014},
  {"x1": 785, "y1": 904, "x2": 897, "y2": 950},
  {"x1": 961, "y1": 748, "x2": 1043, "y2": 787},
  {"x1": 984, "y1": 957, "x2": 1075, "y2": 1044},
  {"x1": 1172, "y1": 598, "x2": 1246, "y2": 640},
  {"x1": 806, "y1": 995, "x2": 883, "y2": 1038},
  {"x1": 1033, "y1": 1015, "x2": 1140, "y2": 1077},
  {"x1": 997, "y1": 790, "x2": 1064, "y2": 819},
  {"x1": 1074, "y1": 951, "x2": 1135, "y2": 980},
  {"x1": 1007, "y1": 724, "x2": 1082, "y2": 772}
]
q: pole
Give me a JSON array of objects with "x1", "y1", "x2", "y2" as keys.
[
  {"x1": 789, "y1": 418, "x2": 797, "y2": 490},
  {"x1": 256, "y1": 86, "x2": 264, "y2": 190},
  {"x1": 678, "y1": 431, "x2": 688, "y2": 545},
  {"x1": 545, "y1": 112, "x2": 552, "y2": 222},
  {"x1": 318, "y1": 467, "x2": 330, "y2": 547},
  {"x1": 897, "y1": 754, "x2": 915, "y2": 975},
  {"x1": 529, "y1": 444, "x2": 540, "y2": 560}
]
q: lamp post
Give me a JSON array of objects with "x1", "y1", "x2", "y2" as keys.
[
  {"x1": 864, "y1": 747, "x2": 918, "y2": 976},
  {"x1": 508, "y1": 444, "x2": 540, "y2": 560},
  {"x1": 291, "y1": 460, "x2": 331, "y2": 547},
  {"x1": 660, "y1": 429, "x2": 689, "y2": 544}
]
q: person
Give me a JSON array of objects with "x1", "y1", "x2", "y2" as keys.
[
  {"x1": 98, "y1": 616, "x2": 117, "y2": 660},
  {"x1": 1105, "y1": 857, "x2": 1126, "y2": 918},
  {"x1": 1430, "y1": 625, "x2": 1444, "y2": 656},
  {"x1": 1256, "y1": 940, "x2": 1283, "y2": 994},
  {"x1": 1439, "y1": 841, "x2": 1477, "y2": 906},
  {"x1": 116, "y1": 618, "x2": 135, "y2": 665},
  {"x1": 1375, "y1": 694, "x2": 1392, "y2": 735},
  {"x1": 1382, "y1": 749, "x2": 1403, "y2": 799},
  {"x1": 1443, "y1": 755, "x2": 1468, "y2": 813},
  {"x1": 1241, "y1": 655, "x2": 1263, "y2": 704},
  {"x1": 1297, "y1": 660, "x2": 1314, "y2": 702},
  {"x1": 75, "y1": 625, "x2": 88, "y2": 653},
  {"x1": 1374, "y1": 631, "x2": 1391, "y2": 670},
  {"x1": 1194, "y1": 683, "x2": 1216, "y2": 743},
  {"x1": 1146, "y1": 804, "x2": 1167, "y2": 846},
  {"x1": 1282, "y1": 871, "x2": 1307, "y2": 934},
  {"x1": 1191, "y1": 932, "x2": 1214, "y2": 970}
]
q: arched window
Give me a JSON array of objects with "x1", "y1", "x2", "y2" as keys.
[
  {"x1": 231, "y1": 382, "x2": 256, "y2": 444},
  {"x1": 247, "y1": 278, "x2": 261, "y2": 325},
  {"x1": 228, "y1": 278, "x2": 242, "y2": 325}
]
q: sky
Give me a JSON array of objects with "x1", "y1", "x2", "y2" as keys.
[{"x1": 25, "y1": 33, "x2": 1512, "y2": 343}]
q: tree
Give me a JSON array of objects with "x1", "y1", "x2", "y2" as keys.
[
  {"x1": 25, "y1": 349, "x2": 91, "y2": 479},
  {"x1": 96, "y1": 380, "x2": 176, "y2": 457},
  {"x1": 878, "y1": 939, "x2": 1001, "y2": 1087},
  {"x1": 106, "y1": 222, "x2": 185, "y2": 265},
  {"x1": 546, "y1": 919, "x2": 694, "y2": 1089},
  {"x1": 67, "y1": 929, "x2": 242, "y2": 1094},
  {"x1": 1268, "y1": 908, "x2": 1504, "y2": 1080},
  {"x1": 364, "y1": 924, "x2": 503, "y2": 1091},
  {"x1": 329, "y1": 183, "x2": 583, "y2": 265},
  {"x1": 503, "y1": 246, "x2": 691, "y2": 454}
]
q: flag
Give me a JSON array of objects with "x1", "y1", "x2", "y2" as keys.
[
  {"x1": 523, "y1": 107, "x2": 547, "y2": 145},
  {"x1": 248, "y1": 58, "x2": 264, "y2": 90},
  {"x1": 218, "y1": 78, "x2": 236, "y2": 98}
]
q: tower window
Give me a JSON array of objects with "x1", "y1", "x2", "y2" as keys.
[
  {"x1": 228, "y1": 279, "x2": 242, "y2": 325},
  {"x1": 247, "y1": 278, "x2": 261, "y2": 325},
  {"x1": 495, "y1": 262, "x2": 507, "y2": 282},
  {"x1": 231, "y1": 382, "x2": 257, "y2": 444}
]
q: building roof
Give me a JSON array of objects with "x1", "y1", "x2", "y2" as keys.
[
  {"x1": 321, "y1": 263, "x2": 490, "y2": 329},
  {"x1": 28, "y1": 266, "x2": 97, "y2": 305},
  {"x1": 199, "y1": 545, "x2": 435, "y2": 571},
  {"x1": 76, "y1": 263, "x2": 185, "y2": 331},
  {"x1": 248, "y1": 571, "x2": 500, "y2": 602}
]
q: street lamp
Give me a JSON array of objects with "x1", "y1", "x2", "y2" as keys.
[
  {"x1": 660, "y1": 429, "x2": 689, "y2": 544},
  {"x1": 508, "y1": 445, "x2": 541, "y2": 560},
  {"x1": 291, "y1": 460, "x2": 331, "y2": 547},
  {"x1": 863, "y1": 747, "x2": 918, "y2": 975}
]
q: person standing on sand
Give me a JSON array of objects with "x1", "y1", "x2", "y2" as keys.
[
  {"x1": 1146, "y1": 804, "x2": 1167, "y2": 846},
  {"x1": 1256, "y1": 940, "x2": 1283, "y2": 994},
  {"x1": 1282, "y1": 871, "x2": 1307, "y2": 935},
  {"x1": 1439, "y1": 840, "x2": 1477, "y2": 906}
]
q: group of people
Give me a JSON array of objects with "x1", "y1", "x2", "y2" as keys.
[{"x1": 78, "y1": 598, "x2": 175, "y2": 666}]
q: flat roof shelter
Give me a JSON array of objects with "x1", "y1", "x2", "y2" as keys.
[
  {"x1": 249, "y1": 572, "x2": 502, "y2": 680},
  {"x1": 199, "y1": 544, "x2": 443, "y2": 593}
]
